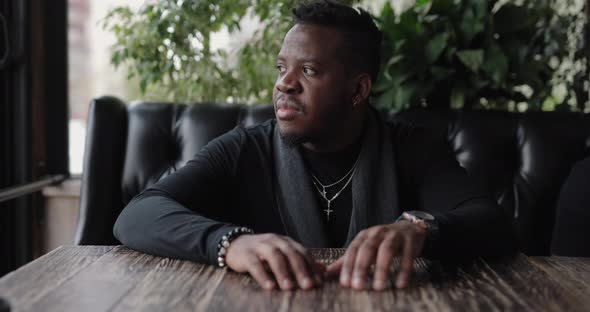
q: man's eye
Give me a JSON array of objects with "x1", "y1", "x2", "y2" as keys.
[
  {"x1": 303, "y1": 67, "x2": 316, "y2": 76},
  {"x1": 277, "y1": 65, "x2": 285, "y2": 73}
]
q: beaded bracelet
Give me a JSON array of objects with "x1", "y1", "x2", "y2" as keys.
[{"x1": 217, "y1": 227, "x2": 254, "y2": 268}]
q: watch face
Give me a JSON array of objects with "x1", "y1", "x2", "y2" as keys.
[{"x1": 406, "y1": 210, "x2": 435, "y2": 221}]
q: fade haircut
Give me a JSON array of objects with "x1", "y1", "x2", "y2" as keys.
[{"x1": 292, "y1": 0, "x2": 383, "y2": 83}]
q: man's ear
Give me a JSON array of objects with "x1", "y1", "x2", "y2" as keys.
[{"x1": 352, "y1": 73, "x2": 372, "y2": 108}]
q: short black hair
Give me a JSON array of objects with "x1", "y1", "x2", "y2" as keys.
[{"x1": 292, "y1": 0, "x2": 382, "y2": 83}]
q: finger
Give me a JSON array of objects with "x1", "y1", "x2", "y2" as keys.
[
  {"x1": 313, "y1": 261, "x2": 327, "y2": 274},
  {"x1": 285, "y1": 238, "x2": 324, "y2": 285},
  {"x1": 351, "y1": 238, "x2": 380, "y2": 290},
  {"x1": 246, "y1": 257, "x2": 276, "y2": 290},
  {"x1": 280, "y1": 245, "x2": 314, "y2": 290},
  {"x1": 258, "y1": 245, "x2": 294, "y2": 290},
  {"x1": 311, "y1": 261, "x2": 327, "y2": 285},
  {"x1": 372, "y1": 236, "x2": 401, "y2": 291},
  {"x1": 326, "y1": 257, "x2": 344, "y2": 276},
  {"x1": 340, "y1": 237, "x2": 363, "y2": 287},
  {"x1": 395, "y1": 236, "x2": 416, "y2": 289}
]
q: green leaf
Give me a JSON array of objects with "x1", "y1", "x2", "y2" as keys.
[
  {"x1": 380, "y1": 1, "x2": 395, "y2": 20},
  {"x1": 387, "y1": 55, "x2": 404, "y2": 66},
  {"x1": 457, "y1": 50, "x2": 484, "y2": 73},
  {"x1": 382, "y1": 55, "x2": 405, "y2": 82},
  {"x1": 399, "y1": 10, "x2": 422, "y2": 35},
  {"x1": 389, "y1": 71, "x2": 411, "y2": 86},
  {"x1": 415, "y1": 0, "x2": 431, "y2": 8},
  {"x1": 140, "y1": 79, "x2": 148, "y2": 94},
  {"x1": 445, "y1": 47, "x2": 457, "y2": 62},
  {"x1": 460, "y1": 8, "x2": 485, "y2": 43},
  {"x1": 429, "y1": 0, "x2": 455, "y2": 15},
  {"x1": 395, "y1": 83, "x2": 416, "y2": 109},
  {"x1": 472, "y1": 0, "x2": 488, "y2": 18},
  {"x1": 373, "y1": 78, "x2": 393, "y2": 93},
  {"x1": 425, "y1": 33, "x2": 448, "y2": 64},
  {"x1": 111, "y1": 50, "x2": 122, "y2": 66},
  {"x1": 376, "y1": 87, "x2": 396, "y2": 109},
  {"x1": 482, "y1": 44, "x2": 508, "y2": 85},
  {"x1": 450, "y1": 86, "x2": 465, "y2": 109}
]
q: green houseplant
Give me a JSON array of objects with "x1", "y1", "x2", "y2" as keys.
[
  {"x1": 373, "y1": 0, "x2": 588, "y2": 111},
  {"x1": 103, "y1": 0, "x2": 359, "y2": 104},
  {"x1": 104, "y1": 0, "x2": 587, "y2": 111}
]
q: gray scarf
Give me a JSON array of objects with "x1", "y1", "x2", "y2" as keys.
[{"x1": 273, "y1": 109, "x2": 400, "y2": 247}]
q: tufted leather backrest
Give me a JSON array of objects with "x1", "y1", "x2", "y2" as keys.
[
  {"x1": 75, "y1": 97, "x2": 590, "y2": 255},
  {"x1": 393, "y1": 110, "x2": 590, "y2": 255}
]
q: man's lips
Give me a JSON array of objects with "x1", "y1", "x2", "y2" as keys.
[
  {"x1": 276, "y1": 107, "x2": 301, "y2": 120},
  {"x1": 275, "y1": 99, "x2": 303, "y2": 121}
]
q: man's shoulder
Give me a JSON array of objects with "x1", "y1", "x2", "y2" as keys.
[
  {"x1": 201, "y1": 119, "x2": 275, "y2": 155},
  {"x1": 233, "y1": 119, "x2": 276, "y2": 146},
  {"x1": 213, "y1": 118, "x2": 275, "y2": 142},
  {"x1": 239, "y1": 118, "x2": 276, "y2": 136},
  {"x1": 196, "y1": 119, "x2": 275, "y2": 170},
  {"x1": 228, "y1": 118, "x2": 276, "y2": 151}
]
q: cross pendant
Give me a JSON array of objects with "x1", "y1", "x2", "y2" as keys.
[{"x1": 324, "y1": 201, "x2": 333, "y2": 221}]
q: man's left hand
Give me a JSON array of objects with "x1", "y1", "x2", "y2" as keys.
[{"x1": 326, "y1": 220, "x2": 426, "y2": 291}]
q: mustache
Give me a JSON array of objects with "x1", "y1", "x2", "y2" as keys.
[{"x1": 274, "y1": 96, "x2": 303, "y2": 112}]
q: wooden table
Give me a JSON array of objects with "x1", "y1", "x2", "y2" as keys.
[{"x1": 0, "y1": 246, "x2": 589, "y2": 311}]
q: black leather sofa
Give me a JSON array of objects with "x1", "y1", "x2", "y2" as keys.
[{"x1": 75, "y1": 96, "x2": 590, "y2": 256}]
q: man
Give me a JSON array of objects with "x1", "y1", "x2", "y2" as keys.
[{"x1": 114, "y1": 0, "x2": 515, "y2": 291}]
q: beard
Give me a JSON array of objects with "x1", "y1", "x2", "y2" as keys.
[
  {"x1": 273, "y1": 92, "x2": 353, "y2": 148},
  {"x1": 278, "y1": 129, "x2": 310, "y2": 148}
]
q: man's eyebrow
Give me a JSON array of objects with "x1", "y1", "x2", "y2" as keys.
[
  {"x1": 301, "y1": 59, "x2": 324, "y2": 66},
  {"x1": 275, "y1": 55, "x2": 325, "y2": 66}
]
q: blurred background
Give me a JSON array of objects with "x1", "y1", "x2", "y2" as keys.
[{"x1": 0, "y1": 0, "x2": 588, "y2": 276}]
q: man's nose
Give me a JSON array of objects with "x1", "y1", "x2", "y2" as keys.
[{"x1": 275, "y1": 70, "x2": 302, "y2": 94}]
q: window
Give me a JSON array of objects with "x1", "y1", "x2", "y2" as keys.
[{"x1": 67, "y1": 0, "x2": 144, "y2": 175}]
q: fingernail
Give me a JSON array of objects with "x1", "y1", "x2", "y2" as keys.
[
  {"x1": 302, "y1": 277, "x2": 312, "y2": 288},
  {"x1": 340, "y1": 274, "x2": 349, "y2": 285},
  {"x1": 282, "y1": 278, "x2": 292, "y2": 289},
  {"x1": 352, "y1": 277, "x2": 363, "y2": 289},
  {"x1": 373, "y1": 279, "x2": 386, "y2": 290},
  {"x1": 264, "y1": 280, "x2": 275, "y2": 290}
]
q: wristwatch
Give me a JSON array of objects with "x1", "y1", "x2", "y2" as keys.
[
  {"x1": 396, "y1": 210, "x2": 440, "y2": 254},
  {"x1": 398, "y1": 210, "x2": 434, "y2": 228}
]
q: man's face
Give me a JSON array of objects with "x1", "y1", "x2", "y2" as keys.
[{"x1": 273, "y1": 24, "x2": 354, "y2": 146}]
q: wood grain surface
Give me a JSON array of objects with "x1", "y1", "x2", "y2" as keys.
[{"x1": 0, "y1": 246, "x2": 588, "y2": 312}]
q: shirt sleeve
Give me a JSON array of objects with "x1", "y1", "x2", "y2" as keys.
[
  {"x1": 397, "y1": 125, "x2": 517, "y2": 260},
  {"x1": 113, "y1": 127, "x2": 246, "y2": 264}
]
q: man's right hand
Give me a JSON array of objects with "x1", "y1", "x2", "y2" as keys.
[{"x1": 225, "y1": 233, "x2": 325, "y2": 290}]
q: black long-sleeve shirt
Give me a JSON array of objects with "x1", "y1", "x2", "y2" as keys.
[{"x1": 113, "y1": 119, "x2": 516, "y2": 264}]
